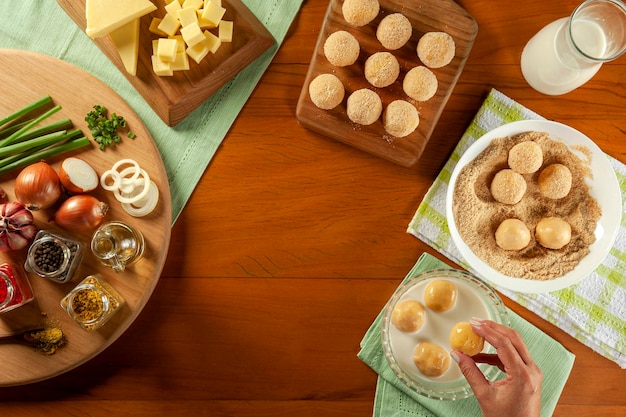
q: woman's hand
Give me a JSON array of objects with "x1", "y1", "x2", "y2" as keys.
[{"x1": 451, "y1": 319, "x2": 543, "y2": 417}]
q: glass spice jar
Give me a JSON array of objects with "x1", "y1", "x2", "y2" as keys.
[
  {"x1": 0, "y1": 263, "x2": 34, "y2": 314},
  {"x1": 60, "y1": 274, "x2": 125, "y2": 331},
  {"x1": 25, "y1": 230, "x2": 85, "y2": 283}
]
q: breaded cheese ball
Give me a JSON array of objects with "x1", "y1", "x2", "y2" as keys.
[
  {"x1": 508, "y1": 141, "x2": 543, "y2": 174},
  {"x1": 383, "y1": 100, "x2": 419, "y2": 137},
  {"x1": 346, "y1": 89, "x2": 382, "y2": 125},
  {"x1": 495, "y1": 218, "x2": 531, "y2": 251},
  {"x1": 417, "y1": 31, "x2": 456, "y2": 68},
  {"x1": 538, "y1": 163, "x2": 572, "y2": 199},
  {"x1": 413, "y1": 341, "x2": 450, "y2": 377},
  {"x1": 323, "y1": 31, "x2": 360, "y2": 67},
  {"x1": 449, "y1": 321, "x2": 485, "y2": 356},
  {"x1": 342, "y1": 0, "x2": 380, "y2": 27},
  {"x1": 403, "y1": 66, "x2": 438, "y2": 102},
  {"x1": 376, "y1": 13, "x2": 412, "y2": 50},
  {"x1": 490, "y1": 169, "x2": 527, "y2": 204},
  {"x1": 364, "y1": 51, "x2": 400, "y2": 88},
  {"x1": 391, "y1": 299, "x2": 425, "y2": 333},
  {"x1": 309, "y1": 74, "x2": 345, "y2": 110},
  {"x1": 423, "y1": 279, "x2": 457, "y2": 312},
  {"x1": 536, "y1": 217, "x2": 572, "y2": 249}
]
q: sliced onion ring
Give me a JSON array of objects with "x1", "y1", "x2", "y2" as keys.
[
  {"x1": 112, "y1": 159, "x2": 141, "y2": 183},
  {"x1": 113, "y1": 168, "x2": 151, "y2": 204},
  {"x1": 121, "y1": 180, "x2": 159, "y2": 217},
  {"x1": 100, "y1": 169, "x2": 122, "y2": 191}
]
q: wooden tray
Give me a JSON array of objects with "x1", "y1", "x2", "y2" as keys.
[
  {"x1": 296, "y1": 0, "x2": 477, "y2": 167},
  {"x1": 0, "y1": 49, "x2": 171, "y2": 386},
  {"x1": 57, "y1": 0, "x2": 275, "y2": 126}
]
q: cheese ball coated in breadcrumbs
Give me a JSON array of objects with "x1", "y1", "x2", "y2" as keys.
[
  {"x1": 308, "y1": 73, "x2": 345, "y2": 110},
  {"x1": 403, "y1": 66, "x2": 438, "y2": 102},
  {"x1": 383, "y1": 100, "x2": 419, "y2": 137},
  {"x1": 324, "y1": 30, "x2": 360, "y2": 67},
  {"x1": 376, "y1": 13, "x2": 412, "y2": 50},
  {"x1": 417, "y1": 31, "x2": 455, "y2": 68},
  {"x1": 342, "y1": 0, "x2": 380, "y2": 27},
  {"x1": 346, "y1": 89, "x2": 382, "y2": 125}
]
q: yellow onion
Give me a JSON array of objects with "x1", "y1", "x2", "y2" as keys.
[
  {"x1": 14, "y1": 161, "x2": 62, "y2": 210},
  {"x1": 53, "y1": 195, "x2": 109, "y2": 232},
  {"x1": 0, "y1": 202, "x2": 37, "y2": 251}
]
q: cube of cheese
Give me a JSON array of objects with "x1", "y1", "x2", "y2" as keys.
[
  {"x1": 152, "y1": 39, "x2": 160, "y2": 55},
  {"x1": 157, "y1": 12, "x2": 181, "y2": 36},
  {"x1": 171, "y1": 51, "x2": 190, "y2": 71},
  {"x1": 197, "y1": 10, "x2": 218, "y2": 29},
  {"x1": 157, "y1": 38, "x2": 179, "y2": 62},
  {"x1": 204, "y1": 30, "x2": 222, "y2": 53},
  {"x1": 180, "y1": 22, "x2": 205, "y2": 47},
  {"x1": 186, "y1": 41, "x2": 210, "y2": 64},
  {"x1": 164, "y1": 0, "x2": 182, "y2": 16},
  {"x1": 202, "y1": 1, "x2": 226, "y2": 27},
  {"x1": 151, "y1": 55, "x2": 173, "y2": 76},
  {"x1": 170, "y1": 35, "x2": 186, "y2": 52},
  {"x1": 149, "y1": 18, "x2": 168, "y2": 36},
  {"x1": 177, "y1": 7, "x2": 198, "y2": 27},
  {"x1": 218, "y1": 20, "x2": 233, "y2": 42},
  {"x1": 183, "y1": 0, "x2": 204, "y2": 10}
]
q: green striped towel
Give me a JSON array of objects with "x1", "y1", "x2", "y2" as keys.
[
  {"x1": 407, "y1": 88, "x2": 626, "y2": 368},
  {"x1": 358, "y1": 252, "x2": 575, "y2": 417}
]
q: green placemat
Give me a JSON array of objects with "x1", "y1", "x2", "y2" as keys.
[
  {"x1": 407, "y1": 88, "x2": 626, "y2": 369},
  {"x1": 0, "y1": 0, "x2": 304, "y2": 224},
  {"x1": 358, "y1": 252, "x2": 575, "y2": 417}
]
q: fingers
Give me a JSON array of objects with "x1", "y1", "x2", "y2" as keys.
[
  {"x1": 472, "y1": 353, "x2": 505, "y2": 372},
  {"x1": 470, "y1": 318, "x2": 534, "y2": 370},
  {"x1": 450, "y1": 351, "x2": 491, "y2": 397}
]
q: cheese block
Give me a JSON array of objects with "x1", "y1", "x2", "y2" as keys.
[
  {"x1": 85, "y1": 0, "x2": 157, "y2": 39},
  {"x1": 109, "y1": 19, "x2": 140, "y2": 76}
]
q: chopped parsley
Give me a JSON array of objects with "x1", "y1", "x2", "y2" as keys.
[{"x1": 85, "y1": 104, "x2": 135, "y2": 150}]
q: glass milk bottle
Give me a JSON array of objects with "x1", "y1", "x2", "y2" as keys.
[{"x1": 521, "y1": 0, "x2": 626, "y2": 95}]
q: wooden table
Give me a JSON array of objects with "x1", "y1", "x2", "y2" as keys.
[{"x1": 1, "y1": 0, "x2": 624, "y2": 415}]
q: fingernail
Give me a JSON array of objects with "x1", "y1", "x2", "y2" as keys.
[
  {"x1": 450, "y1": 351, "x2": 461, "y2": 363},
  {"x1": 470, "y1": 317, "x2": 484, "y2": 327}
]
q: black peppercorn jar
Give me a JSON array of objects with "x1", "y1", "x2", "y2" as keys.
[{"x1": 25, "y1": 230, "x2": 85, "y2": 283}]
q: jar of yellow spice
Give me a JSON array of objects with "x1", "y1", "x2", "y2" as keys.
[{"x1": 61, "y1": 275, "x2": 124, "y2": 331}]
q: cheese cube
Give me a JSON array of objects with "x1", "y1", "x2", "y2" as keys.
[
  {"x1": 149, "y1": 18, "x2": 167, "y2": 36},
  {"x1": 183, "y1": 0, "x2": 204, "y2": 10},
  {"x1": 180, "y1": 22, "x2": 205, "y2": 47},
  {"x1": 218, "y1": 20, "x2": 233, "y2": 42},
  {"x1": 157, "y1": 13, "x2": 181, "y2": 36},
  {"x1": 186, "y1": 41, "x2": 210, "y2": 64},
  {"x1": 204, "y1": 30, "x2": 222, "y2": 53},
  {"x1": 164, "y1": 0, "x2": 182, "y2": 16},
  {"x1": 202, "y1": 1, "x2": 226, "y2": 27},
  {"x1": 212, "y1": 0, "x2": 222, "y2": 6},
  {"x1": 170, "y1": 35, "x2": 186, "y2": 52},
  {"x1": 151, "y1": 55, "x2": 173, "y2": 76},
  {"x1": 152, "y1": 39, "x2": 160, "y2": 55},
  {"x1": 171, "y1": 51, "x2": 190, "y2": 71},
  {"x1": 197, "y1": 10, "x2": 218, "y2": 29},
  {"x1": 177, "y1": 7, "x2": 198, "y2": 27},
  {"x1": 157, "y1": 38, "x2": 179, "y2": 62}
]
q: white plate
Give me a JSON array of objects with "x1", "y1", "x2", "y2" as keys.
[{"x1": 446, "y1": 120, "x2": 622, "y2": 293}]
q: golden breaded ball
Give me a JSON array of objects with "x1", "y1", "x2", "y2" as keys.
[
  {"x1": 376, "y1": 13, "x2": 412, "y2": 50},
  {"x1": 449, "y1": 321, "x2": 485, "y2": 356},
  {"x1": 417, "y1": 31, "x2": 455, "y2": 68},
  {"x1": 413, "y1": 341, "x2": 451, "y2": 377},
  {"x1": 342, "y1": 0, "x2": 380, "y2": 27},
  {"x1": 391, "y1": 299, "x2": 425, "y2": 333},
  {"x1": 423, "y1": 279, "x2": 457, "y2": 312},
  {"x1": 538, "y1": 163, "x2": 572, "y2": 199},
  {"x1": 490, "y1": 169, "x2": 527, "y2": 204},
  {"x1": 508, "y1": 141, "x2": 543, "y2": 174},
  {"x1": 383, "y1": 100, "x2": 419, "y2": 138},
  {"x1": 323, "y1": 31, "x2": 360, "y2": 67},
  {"x1": 364, "y1": 51, "x2": 400, "y2": 88},
  {"x1": 309, "y1": 74, "x2": 345, "y2": 110},
  {"x1": 346, "y1": 89, "x2": 382, "y2": 125},
  {"x1": 403, "y1": 66, "x2": 438, "y2": 102}
]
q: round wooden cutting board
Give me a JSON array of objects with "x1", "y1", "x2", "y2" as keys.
[{"x1": 0, "y1": 49, "x2": 171, "y2": 386}]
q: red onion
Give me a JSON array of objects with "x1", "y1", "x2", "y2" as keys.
[
  {"x1": 53, "y1": 195, "x2": 109, "y2": 232},
  {"x1": 0, "y1": 202, "x2": 37, "y2": 251},
  {"x1": 14, "y1": 161, "x2": 62, "y2": 210}
]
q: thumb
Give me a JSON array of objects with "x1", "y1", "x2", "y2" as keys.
[{"x1": 451, "y1": 351, "x2": 489, "y2": 395}]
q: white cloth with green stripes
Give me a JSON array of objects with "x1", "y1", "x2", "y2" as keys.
[{"x1": 408, "y1": 88, "x2": 625, "y2": 368}]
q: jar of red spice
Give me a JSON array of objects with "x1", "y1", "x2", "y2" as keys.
[{"x1": 0, "y1": 263, "x2": 34, "y2": 313}]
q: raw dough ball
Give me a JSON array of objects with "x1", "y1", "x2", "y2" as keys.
[
  {"x1": 383, "y1": 100, "x2": 419, "y2": 137},
  {"x1": 342, "y1": 0, "x2": 380, "y2": 27},
  {"x1": 508, "y1": 141, "x2": 543, "y2": 174},
  {"x1": 403, "y1": 66, "x2": 438, "y2": 102},
  {"x1": 417, "y1": 31, "x2": 455, "y2": 68},
  {"x1": 346, "y1": 89, "x2": 382, "y2": 125},
  {"x1": 449, "y1": 321, "x2": 485, "y2": 356},
  {"x1": 323, "y1": 31, "x2": 360, "y2": 67},
  {"x1": 364, "y1": 52, "x2": 400, "y2": 88},
  {"x1": 538, "y1": 163, "x2": 572, "y2": 199},
  {"x1": 413, "y1": 341, "x2": 450, "y2": 377},
  {"x1": 495, "y1": 218, "x2": 531, "y2": 251},
  {"x1": 536, "y1": 217, "x2": 572, "y2": 249},
  {"x1": 391, "y1": 299, "x2": 425, "y2": 333},
  {"x1": 423, "y1": 279, "x2": 457, "y2": 312},
  {"x1": 490, "y1": 169, "x2": 527, "y2": 204},
  {"x1": 308, "y1": 74, "x2": 345, "y2": 110},
  {"x1": 376, "y1": 13, "x2": 412, "y2": 50}
]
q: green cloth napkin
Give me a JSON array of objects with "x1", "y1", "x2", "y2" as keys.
[
  {"x1": 0, "y1": 1, "x2": 304, "y2": 224},
  {"x1": 407, "y1": 88, "x2": 626, "y2": 369},
  {"x1": 358, "y1": 252, "x2": 575, "y2": 417}
]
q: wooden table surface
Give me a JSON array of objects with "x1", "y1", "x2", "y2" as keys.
[{"x1": 1, "y1": 0, "x2": 624, "y2": 415}]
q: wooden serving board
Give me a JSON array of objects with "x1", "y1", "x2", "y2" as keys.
[
  {"x1": 296, "y1": 0, "x2": 477, "y2": 167},
  {"x1": 57, "y1": 0, "x2": 275, "y2": 126},
  {"x1": 0, "y1": 49, "x2": 171, "y2": 386}
]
